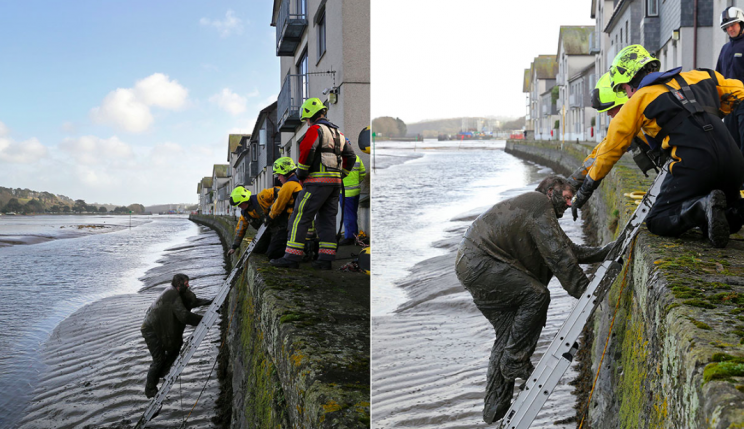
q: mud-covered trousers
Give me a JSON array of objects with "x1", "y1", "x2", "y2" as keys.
[
  {"x1": 455, "y1": 244, "x2": 550, "y2": 423},
  {"x1": 141, "y1": 325, "x2": 182, "y2": 389},
  {"x1": 283, "y1": 184, "x2": 340, "y2": 262},
  {"x1": 645, "y1": 137, "x2": 744, "y2": 236}
]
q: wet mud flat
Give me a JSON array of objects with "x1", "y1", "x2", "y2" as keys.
[
  {"x1": 372, "y1": 219, "x2": 583, "y2": 428},
  {"x1": 17, "y1": 225, "x2": 228, "y2": 429}
]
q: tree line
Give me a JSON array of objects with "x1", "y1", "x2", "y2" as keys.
[{"x1": 0, "y1": 198, "x2": 146, "y2": 215}]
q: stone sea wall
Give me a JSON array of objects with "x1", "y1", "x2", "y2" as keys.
[
  {"x1": 189, "y1": 215, "x2": 370, "y2": 429},
  {"x1": 506, "y1": 140, "x2": 744, "y2": 429}
]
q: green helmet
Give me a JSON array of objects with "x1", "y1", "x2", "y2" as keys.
[
  {"x1": 273, "y1": 157, "x2": 297, "y2": 175},
  {"x1": 591, "y1": 72, "x2": 628, "y2": 112},
  {"x1": 229, "y1": 186, "x2": 251, "y2": 206},
  {"x1": 609, "y1": 44, "x2": 660, "y2": 93},
  {"x1": 300, "y1": 98, "x2": 326, "y2": 120}
]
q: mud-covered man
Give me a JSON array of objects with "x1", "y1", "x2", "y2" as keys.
[
  {"x1": 454, "y1": 176, "x2": 613, "y2": 423},
  {"x1": 140, "y1": 274, "x2": 212, "y2": 398}
]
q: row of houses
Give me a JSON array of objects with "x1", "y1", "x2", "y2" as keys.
[
  {"x1": 524, "y1": 0, "x2": 741, "y2": 143},
  {"x1": 197, "y1": 0, "x2": 370, "y2": 233}
]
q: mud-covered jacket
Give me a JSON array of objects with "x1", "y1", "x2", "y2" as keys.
[
  {"x1": 459, "y1": 192, "x2": 612, "y2": 298},
  {"x1": 717, "y1": 33, "x2": 744, "y2": 81},
  {"x1": 585, "y1": 69, "x2": 744, "y2": 182},
  {"x1": 297, "y1": 119, "x2": 356, "y2": 185},
  {"x1": 141, "y1": 286, "x2": 209, "y2": 351},
  {"x1": 342, "y1": 155, "x2": 366, "y2": 197},
  {"x1": 270, "y1": 175, "x2": 302, "y2": 220},
  {"x1": 232, "y1": 187, "x2": 280, "y2": 249}
]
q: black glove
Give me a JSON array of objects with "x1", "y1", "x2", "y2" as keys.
[{"x1": 571, "y1": 177, "x2": 600, "y2": 221}]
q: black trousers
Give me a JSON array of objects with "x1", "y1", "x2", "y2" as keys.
[{"x1": 646, "y1": 136, "x2": 744, "y2": 236}]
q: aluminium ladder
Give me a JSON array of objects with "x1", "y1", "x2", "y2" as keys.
[
  {"x1": 134, "y1": 224, "x2": 267, "y2": 429},
  {"x1": 499, "y1": 166, "x2": 668, "y2": 429}
]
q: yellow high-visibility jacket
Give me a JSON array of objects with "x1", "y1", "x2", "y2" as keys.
[
  {"x1": 342, "y1": 156, "x2": 366, "y2": 197},
  {"x1": 586, "y1": 69, "x2": 744, "y2": 182}
]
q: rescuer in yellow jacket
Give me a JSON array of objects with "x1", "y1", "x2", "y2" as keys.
[
  {"x1": 572, "y1": 44, "x2": 744, "y2": 248},
  {"x1": 339, "y1": 155, "x2": 366, "y2": 245},
  {"x1": 569, "y1": 72, "x2": 666, "y2": 187},
  {"x1": 228, "y1": 185, "x2": 279, "y2": 257}
]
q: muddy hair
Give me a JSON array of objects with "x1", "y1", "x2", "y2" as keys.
[
  {"x1": 535, "y1": 175, "x2": 575, "y2": 195},
  {"x1": 172, "y1": 273, "x2": 189, "y2": 289}
]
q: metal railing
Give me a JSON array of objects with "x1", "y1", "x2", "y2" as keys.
[
  {"x1": 276, "y1": 0, "x2": 307, "y2": 54},
  {"x1": 277, "y1": 73, "x2": 307, "y2": 131}
]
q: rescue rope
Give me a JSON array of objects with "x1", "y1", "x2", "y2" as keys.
[
  {"x1": 180, "y1": 273, "x2": 243, "y2": 427},
  {"x1": 578, "y1": 235, "x2": 637, "y2": 429}
]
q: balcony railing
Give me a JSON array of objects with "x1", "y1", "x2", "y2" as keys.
[
  {"x1": 277, "y1": 73, "x2": 307, "y2": 132},
  {"x1": 276, "y1": 0, "x2": 307, "y2": 56}
]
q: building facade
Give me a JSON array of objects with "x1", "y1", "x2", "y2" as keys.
[{"x1": 271, "y1": 0, "x2": 370, "y2": 233}]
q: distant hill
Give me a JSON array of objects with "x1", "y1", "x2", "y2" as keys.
[
  {"x1": 392, "y1": 116, "x2": 523, "y2": 138},
  {"x1": 145, "y1": 203, "x2": 199, "y2": 214},
  {"x1": 0, "y1": 186, "x2": 151, "y2": 214}
]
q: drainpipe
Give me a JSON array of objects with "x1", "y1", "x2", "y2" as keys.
[{"x1": 693, "y1": 0, "x2": 698, "y2": 69}]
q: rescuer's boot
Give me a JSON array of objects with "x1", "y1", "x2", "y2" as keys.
[
  {"x1": 678, "y1": 190, "x2": 730, "y2": 248},
  {"x1": 311, "y1": 260, "x2": 332, "y2": 270},
  {"x1": 270, "y1": 257, "x2": 299, "y2": 269},
  {"x1": 726, "y1": 198, "x2": 744, "y2": 234}
]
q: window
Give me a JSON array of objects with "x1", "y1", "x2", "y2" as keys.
[
  {"x1": 625, "y1": 21, "x2": 629, "y2": 44},
  {"x1": 297, "y1": 49, "x2": 308, "y2": 101},
  {"x1": 646, "y1": 0, "x2": 658, "y2": 17},
  {"x1": 619, "y1": 29, "x2": 623, "y2": 47},
  {"x1": 317, "y1": 9, "x2": 326, "y2": 60},
  {"x1": 252, "y1": 143, "x2": 258, "y2": 162}
]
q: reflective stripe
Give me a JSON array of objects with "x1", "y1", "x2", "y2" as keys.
[
  {"x1": 319, "y1": 248, "x2": 336, "y2": 255},
  {"x1": 287, "y1": 240, "x2": 305, "y2": 249},
  {"x1": 290, "y1": 191, "x2": 312, "y2": 245},
  {"x1": 319, "y1": 241, "x2": 337, "y2": 249},
  {"x1": 285, "y1": 247, "x2": 304, "y2": 256}
]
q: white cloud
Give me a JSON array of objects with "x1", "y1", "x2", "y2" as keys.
[
  {"x1": 75, "y1": 166, "x2": 116, "y2": 188},
  {"x1": 200, "y1": 10, "x2": 243, "y2": 38},
  {"x1": 209, "y1": 88, "x2": 247, "y2": 115},
  {"x1": 247, "y1": 88, "x2": 260, "y2": 98},
  {"x1": 90, "y1": 74, "x2": 189, "y2": 133},
  {"x1": 133, "y1": 73, "x2": 188, "y2": 110},
  {"x1": 0, "y1": 121, "x2": 8, "y2": 136},
  {"x1": 61, "y1": 121, "x2": 77, "y2": 134},
  {"x1": 0, "y1": 136, "x2": 48, "y2": 164},
  {"x1": 59, "y1": 135, "x2": 134, "y2": 165},
  {"x1": 90, "y1": 88, "x2": 153, "y2": 133}
]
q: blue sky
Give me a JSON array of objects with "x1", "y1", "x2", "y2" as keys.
[{"x1": 0, "y1": 1, "x2": 279, "y2": 206}]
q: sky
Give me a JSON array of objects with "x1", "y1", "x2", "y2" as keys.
[
  {"x1": 0, "y1": 1, "x2": 278, "y2": 206},
  {"x1": 371, "y1": 0, "x2": 595, "y2": 123}
]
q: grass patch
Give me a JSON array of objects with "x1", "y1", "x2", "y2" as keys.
[
  {"x1": 684, "y1": 299, "x2": 717, "y2": 309},
  {"x1": 703, "y1": 361, "x2": 744, "y2": 383}
]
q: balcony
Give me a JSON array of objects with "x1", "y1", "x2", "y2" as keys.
[
  {"x1": 569, "y1": 94, "x2": 583, "y2": 108},
  {"x1": 278, "y1": 73, "x2": 307, "y2": 131},
  {"x1": 589, "y1": 31, "x2": 600, "y2": 54},
  {"x1": 276, "y1": 0, "x2": 307, "y2": 56}
]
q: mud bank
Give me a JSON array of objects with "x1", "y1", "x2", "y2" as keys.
[
  {"x1": 507, "y1": 140, "x2": 744, "y2": 428},
  {"x1": 189, "y1": 215, "x2": 370, "y2": 429}
]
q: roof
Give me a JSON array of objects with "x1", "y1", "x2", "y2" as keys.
[
  {"x1": 523, "y1": 69, "x2": 531, "y2": 93},
  {"x1": 201, "y1": 177, "x2": 213, "y2": 188},
  {"x1": 212, "y1": 164, "x2": 230, "y2": 178},
  {"x1": 251, "y1": 101, "x2": 278, "y2": 142},
  {"x1": 229, "y1": 134, "x2": 250, "y2": 155},
  {"x1": 557, "y1": 26, "x2": 594, "y2": 57},
  {"x1": 605, "y1": 0, "x2": 629, "y2": 32},
  {"x1": 533, "y1": 55, "x2": 558, "y2": 80}
]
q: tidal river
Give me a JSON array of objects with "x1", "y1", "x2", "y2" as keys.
[
  {"x1": 371, "y1": 140, "x2": 587, "y2": 428},
  {"x1": 0, "y1": 215, "x2": 225, "y2": 428}
]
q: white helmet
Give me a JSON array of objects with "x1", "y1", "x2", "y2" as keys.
[{"x1": 721, "y1": 6, "x2": 744, "y2": 31}]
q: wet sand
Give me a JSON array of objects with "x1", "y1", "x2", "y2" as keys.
[
  {"x1": 17, "y1": 226, "x2": 227, "y2": 428},
  {"x1": 372, "y1": 223, "x2": 581, "y2": 428}
]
